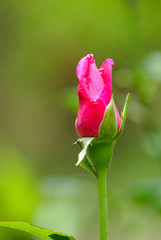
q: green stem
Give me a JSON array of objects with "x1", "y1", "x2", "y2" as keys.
[{"x1": 97, "y1": 166, "x2": 108, "y2": 240}]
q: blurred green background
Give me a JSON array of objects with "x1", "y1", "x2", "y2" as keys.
[{"x1": 0, "y1": 0, "x2": 161, "y2": 239}]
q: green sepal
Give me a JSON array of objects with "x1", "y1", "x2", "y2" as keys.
[
  {"x1": 98, "y1": 97, "x2": 117, "y2": 141},
  {"x1": 0, "y1": 221, "x2": 76, "y2": 240},
  {"x1": 75, "y1": 137, "x2": 94, "y2": 166},
  {"x1": 87, "y1": 138, "x2": 114, "y2": 168},
  {"x1": 112, "y1": 93, "x2": 130, "y2": 141},
  {"x1": 75, "y1": 137, "x2": 97, "y2": 176},
  {"x1": 80, "y1": 156, "x2": 97, "y2": 176}
]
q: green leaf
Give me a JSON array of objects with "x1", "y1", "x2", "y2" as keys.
[
  {"x1": 112, "y1": 93, "x2": 130, "y2": 141},
  {"x1": 98, "y1": 98, "x2": 117, "y2": 140},
  {"x1": 49, "y1": 234, "x2": 76, "y2": 240},
  {"x1": 76, "y1": 137, "x2": 94, "y2": 166},
  {"x1": 0, "y1": 221, "x2": 76, "y2": 240}
]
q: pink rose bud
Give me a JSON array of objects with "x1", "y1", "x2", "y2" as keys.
[{"x1": 75, "y1": 54, "x2": 122, "y2": 138}]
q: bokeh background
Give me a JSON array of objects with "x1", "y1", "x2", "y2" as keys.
[{"x1": 0, "y1": 0, "x2": 161, "y2": 239}]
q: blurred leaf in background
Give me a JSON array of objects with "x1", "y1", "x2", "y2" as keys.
[{"x1": 0, "y1": 145, "x2": 38, "y2": 239}]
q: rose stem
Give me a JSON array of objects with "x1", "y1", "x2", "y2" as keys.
[{"x1": 97, "y1": 166, "x2": 108, "y2": 240}]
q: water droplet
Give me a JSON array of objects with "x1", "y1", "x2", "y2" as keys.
[
  {"x1": 96, "y1": 78, "x2": 99, "y2": 81},
  {"x1": 97, "y1": 86, "x2": 100, "y2": 91}
]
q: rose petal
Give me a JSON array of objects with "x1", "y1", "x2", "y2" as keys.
[
  {"x1": 114, "y1": 102, "x2": 122, "y2": 131},
  {"x1": 77, "y1": 54, "x2": 104, "y2": 102},
  {"x1": 76, "y1": 54, "x2": 94, "y2": 80},
  {"x1": 75, "y1": 97, "x2": 106, "y2": 137},
  {"x1": 99, "y1": 59, "x2": 114, "y2": 105},
  {"x1": 87, "y1": 60, "x2": 104, "y2": 101}
]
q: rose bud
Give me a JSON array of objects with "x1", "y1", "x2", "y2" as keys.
[{"x1": 75, "y1": 54, "x2": 122, "y2": 139}]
